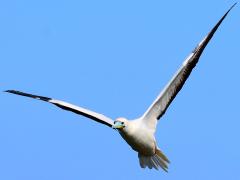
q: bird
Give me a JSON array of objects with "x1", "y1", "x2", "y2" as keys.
[{"x1": 5, "y1": 4, "x2": 236, "y2": 171}]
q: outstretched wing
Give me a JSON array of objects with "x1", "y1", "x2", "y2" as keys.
[
  {"x1": 141, "y1": 4, "x2": 236, "y2": 130},
  {"x1": 5, "y1": 90, "x2": 114, "y2": 128}
]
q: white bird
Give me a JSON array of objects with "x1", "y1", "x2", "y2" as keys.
[{"x1": 5, "y1": 4, "x2": 236, "y2": 171}]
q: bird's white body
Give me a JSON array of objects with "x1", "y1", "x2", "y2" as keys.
[
  {"x1": 119, "y1": 118, "x2": 156, "y2": 156},
  {"x1": 116, "y1": 118, "x2": 169, "y2": 170}
]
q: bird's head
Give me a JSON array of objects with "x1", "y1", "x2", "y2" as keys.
[{"x1": 112, "y1": 117, "x2": 127, "y2": 130}]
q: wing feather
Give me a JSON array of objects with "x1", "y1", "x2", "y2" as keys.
[
  {"x1": 5, "y1": 90, "x2": 114, "y2": 128},
  {"x1": 141, "y1": 4, "x2": 236, "y2": 129}
]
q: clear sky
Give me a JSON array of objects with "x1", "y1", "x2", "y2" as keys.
[{"x1": 0, "y1": 1, "x2": 239, "y2": 179}]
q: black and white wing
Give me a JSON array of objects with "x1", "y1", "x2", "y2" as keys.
[
  {"x1": 141, "y1": 4, "x2": 236, "y2": 130},
  {"x1": 5, "y1": 90, "x2": 114, "y2": 128}
]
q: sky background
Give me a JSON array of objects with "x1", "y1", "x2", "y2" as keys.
[{"x1": 0, "y1": 1, "x2": 239, "y2": 179}]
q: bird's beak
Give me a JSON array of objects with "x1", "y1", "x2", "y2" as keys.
[{"x1": 112, "y1": 121, "x2": 125, "y2": 129}]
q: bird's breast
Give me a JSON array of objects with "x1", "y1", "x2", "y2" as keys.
[{"x1": 120, "y1": 126, "x2": 155, "y2": 156}]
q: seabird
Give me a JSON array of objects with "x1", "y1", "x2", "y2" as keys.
[{"x1": 5, "y1": 4, "x2": 236, "y2": 171}]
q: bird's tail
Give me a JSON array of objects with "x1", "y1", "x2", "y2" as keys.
[{"x1": 138, "y1": 149, "x2": 170, "y2": 171}]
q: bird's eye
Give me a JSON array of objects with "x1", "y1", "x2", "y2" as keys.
[{"x1": 121, "y1": 122, "x2": 124, "y2": 124}]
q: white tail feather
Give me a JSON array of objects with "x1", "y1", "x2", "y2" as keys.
[{"x1": 138, "y1": 149, "x2": 169, "y2": 171}]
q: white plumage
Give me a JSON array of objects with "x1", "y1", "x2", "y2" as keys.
[{"x1": 5, "y1": 4, "x2": 236, "y2": 171}]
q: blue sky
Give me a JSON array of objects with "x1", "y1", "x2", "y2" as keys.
[{"x1": 0, "y1": 1, "x2": 239, "y2": 179}]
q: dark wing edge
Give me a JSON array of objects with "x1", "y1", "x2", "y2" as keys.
[
  {"x1": 142, "y1": 3, "x2": 236, "y2": 122},
  {"x1": 5, "y1": 90, "x2": 114, "y2": 128}
]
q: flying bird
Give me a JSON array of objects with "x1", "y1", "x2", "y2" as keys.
[{"x1": 5, "y1": 4, "x2": 236, "y2": 171}]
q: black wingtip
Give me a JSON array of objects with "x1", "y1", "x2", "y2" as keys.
[
  {"x1": 220, "y1": 2, "x2": 238, "y2": 21},
  {"x1": 4, "y1": 90, "x2": 51, "y2": 102},
  {"x1": 211, "y1": 3, "x2": 237, "y2": 34},
  {"x1": 224, "y1": 2, "x2": 237, "y2": 19},
  {"x1": 231, "y1": 2, "x2": 238, "y2": 9},
  {"x1": 192, "y1": 3, "x2": 236, "y2": 56},
  {"x1": 4, "y1": 90, "x2": 16, "y2": 93}
]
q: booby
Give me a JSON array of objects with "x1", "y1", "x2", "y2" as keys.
[{"x1": 5, "y1": 4, "x2": 236, "y2": 171}]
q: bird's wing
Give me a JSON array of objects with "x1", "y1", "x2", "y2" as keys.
[
  {"x1": 141, "y1": 4, "x2": 236, "y2": 130},
  {"x1": 5, "y1": 90, "x2": 114, "y2": 128}
]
